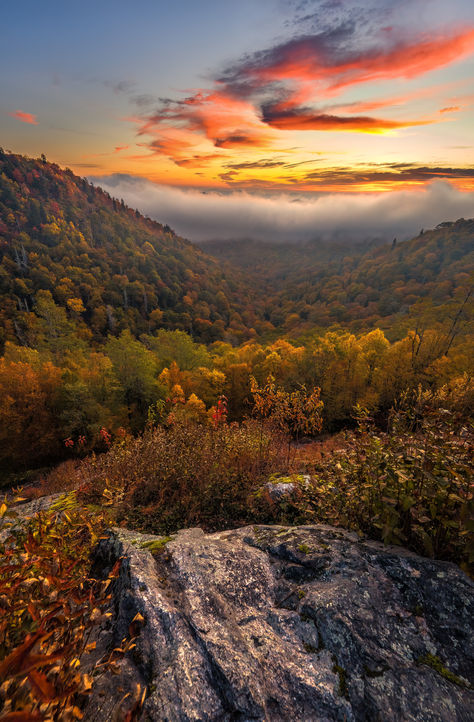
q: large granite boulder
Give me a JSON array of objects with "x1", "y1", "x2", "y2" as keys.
[{"x1": 87, "y1": 524, "x2": 473, "y2": 721}]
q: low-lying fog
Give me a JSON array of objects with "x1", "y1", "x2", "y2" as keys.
[{"x1": 93, "y1": 175, "x2": 474, "y2": 245}]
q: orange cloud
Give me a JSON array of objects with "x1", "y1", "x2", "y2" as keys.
[
  {"x1": 261, "y1": 110, "x2": 431, "y2": 133},
  {"x1": 124, "y1": 21, "x2": 474, "y2": 187},
  {"x1": 331, "y1": 28, "x2": 474, "y2": 92},
  {"x1": 215, "y1": 25, "x2": 474, "y2": 135},
  {"x1": 329, "y1": 83, "x2": 456, "y2": 115},
  {"x1": 437, "y1": 92, "x2": 474, "y2": 114},
  {"x1": 132, "y1": 91, "x2": 275, "y2": 164},
  {"x1": 301, "y1": 164, "x2": 474, "y2": 187},
  {"x1": 174, "y1": 152, "x2": 230, "y2": 168},
  {"x1": 8, "y1": 110, "x2": 38, "y2": 125},
  {"x1": 242, "y1": 27, "x2": 474, "y2": 99},
  {"x1": 131, "y1": 26, "x2": 474, "y2": 161},
  {"x1": 212, "y1": 161, "x2": 474, "y2": 192}
]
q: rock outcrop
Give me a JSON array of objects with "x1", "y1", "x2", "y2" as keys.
[{"x1": 87, "y1": 524, "x2": 473, "y2": 721}]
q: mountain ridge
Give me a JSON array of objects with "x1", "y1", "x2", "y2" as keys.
[
  {"x1": 202, "y1": 219, "x2": 474, "y2": 334},
  {"x1": 0, "y1": 151, "x2": 472, "y2": 350},
  {"x1": 0, "y1": 150, "x2": 265, "y2": 348}
]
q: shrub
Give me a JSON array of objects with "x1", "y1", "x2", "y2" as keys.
[
  {"x1": 250, "y1": 375, "x2": 323, "y2": 441},
  {"x1": 78, "y1": 419, "x2": 289, "y2": 535},
  {"x1": 297, "y1": 384, "x2": 474, "y2": 572},
  {"x1": 26, "y1": 460, "x2": 83, "y2": 500}
]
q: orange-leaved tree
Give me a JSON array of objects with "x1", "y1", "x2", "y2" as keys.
[
  {"x1": 250, "y1": 375, "x2": 324, "y2": 467},
  {"x1": 0, "y1": 357, "x2": 62, "y2": 470}
]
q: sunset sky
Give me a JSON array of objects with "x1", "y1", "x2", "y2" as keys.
[{"x1": 2, "y1": 0, "x2": 474, "y2": 240}]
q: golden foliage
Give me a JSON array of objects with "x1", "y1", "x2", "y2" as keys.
[{"x1": 0, "y1": 495, "x2": 120, "y2": 720}]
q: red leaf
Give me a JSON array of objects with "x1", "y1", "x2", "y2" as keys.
[
  {"x1": 19, "y1": 646, "x2": 71, "y2": 675},
  {"x1": 110, "y1": 559, "x2": 122, "y2": 577},
  {"x1": 27, "y1": 670, "x2": 56, "y2": 701},
  {"x1": 27, "y1": 603, "x2": 39, "y2": 623},
  {"x1": 0, "y1": 631, "x2": 45, "y2": 679}
]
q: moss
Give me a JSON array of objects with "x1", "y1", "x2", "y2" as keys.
[
  {"x1": 268, "y1": 473, "x2": 305, "y2": 486},
  {"x1": 253, "y1": 527, "x2": 281, "y2": 547},
  {"x1": 298, "y1": 543, "x2": 310, "y2": 554},
  {"x1": 332, "y1": 663, "x2": 349, "y2": 699},
  {"x1": 85, "y1": 503, "x2": 103, "y2": 513},
  {"x1": 297, "y1": 589, "x2": 306, "y2": 599},
  {"x1": 417, "y1": 654, "x2": 469, "y2": 688},
  {"x1": 140, "y1": 536, "x2": 172, "y2": 554}
]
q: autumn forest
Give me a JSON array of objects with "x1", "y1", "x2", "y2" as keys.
[
  {"x1": 0, "y1": 150, "x2": 472, "y2": 479},
  {"x1": 2, "y1": 0, "x2": 474, "y2": 716}
]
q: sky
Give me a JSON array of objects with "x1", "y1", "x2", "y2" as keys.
[{"x1": 2, "y1": 0, "x2": 474, "y2": 242}]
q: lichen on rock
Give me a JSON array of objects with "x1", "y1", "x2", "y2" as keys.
[{"x1": 87, "y1": 523, "x2": 474, "y2": 721}]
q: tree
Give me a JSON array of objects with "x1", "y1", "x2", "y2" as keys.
[
  {"x1": 251, "y1": 375, "x2": 323, "y2": 441},
  {"x1": 144, "y1": 329, "x2": 210, "y2": 371},
  {"x1": 0, "y1": 357, "x2": 62, "y2": 469},
  {"x1": 106, "y1": 330, "x2": 164, "y2": 431}
]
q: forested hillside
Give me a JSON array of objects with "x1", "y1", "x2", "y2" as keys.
[
  {"x1": 200, "y1": 237, "x2": 372, "y2": 285},
  {"x1": 1, "y1": 151, "x2": 472, "y2": 349},
  {"x1": 203, "y1": 220, "x2": 474, "y2": 334},
  {"x1": 0, "y1": 152, "x2": 472, "y2": 478},
  {"x1": 0, "y1": 151, "x2": 265, "y2": 348}
]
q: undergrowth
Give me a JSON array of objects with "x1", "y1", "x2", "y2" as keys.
[
  {"x1": 0, "y1": 494, "x2": 128, "y2": 721},
  {"x1": 78, "y1": 419, "x2": 292, "y2": 535},
  {"x1": 66, "y1": 379, "x2": 473, "y2": 569},
  {"x1": 298, "y1": 383, "x2": 474, "y2": 573}
]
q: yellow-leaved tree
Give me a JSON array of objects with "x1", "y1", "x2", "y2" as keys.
[{"x1": 250, "y1": 375, "x2": 324, "y2": 467}]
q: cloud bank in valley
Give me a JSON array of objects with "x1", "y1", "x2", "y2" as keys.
[{"x1": 93, "y1": 174, "x2": 474, "y2": 243}]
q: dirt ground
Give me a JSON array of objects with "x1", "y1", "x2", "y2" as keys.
[{"x1": 291, "y1": 432, "x2": 347, "y2": 470}]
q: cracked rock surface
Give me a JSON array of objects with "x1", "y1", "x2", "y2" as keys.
[{"x1": 87, "y1": 524, "x2": 473, "y2": 721}]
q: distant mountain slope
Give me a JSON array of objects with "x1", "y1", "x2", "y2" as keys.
[
  {"x1": 275, "y1": 219, "x2": 473, "y2": 331},
  {"x1": 0, "y1": 151, "x2": 472, "y2": 349},
  {"x1": 203, "y1": 221, "x2": 474, "y2": 333},
  {"x1": 200, "y1": 237, "x2": 376, "y2": 282},
  {"x1": 0, "y1": 151, "x2": 264, "y2": 350}
]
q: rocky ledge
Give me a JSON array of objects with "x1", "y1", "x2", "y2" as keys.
[{"x1": 87, "y1": 524, "x2": 473, "y2": 721}]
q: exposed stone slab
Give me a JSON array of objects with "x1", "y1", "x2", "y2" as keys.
[{"x1": 88, "y1": 524, "x2": 473, "y2": 721}]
